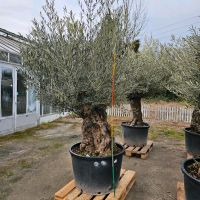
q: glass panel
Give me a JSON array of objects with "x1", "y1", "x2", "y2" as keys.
[
  {"x1": 1, "y1": 68, "x2": 13, "y2": 117},
  {"x1": 17, "y1": 71, "x2": 26, "y2": 114},
  {"x1": 28, "y1": 87, "x2": 36, "y2": 113},
  {"x1": 10, "y1": 53, "x2": 21, "y2": 64},
  {"x1": 0, "y1": 51, "x2": 8, "y2": 62}
]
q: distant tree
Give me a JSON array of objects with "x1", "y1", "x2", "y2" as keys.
[
  {"x1": 122, "y1": 38, "x2": 166, "y2": 125},
  {"x1": 162, "y1": 27, "x2": 200, "y2": 133},
  {"x1": 21, "y1": 0, "x2": 145, "y2": 155}
]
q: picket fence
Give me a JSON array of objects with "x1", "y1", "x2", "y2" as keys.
[{"x1": 106, "y1": 105, "x2": 193, "y2": 123}]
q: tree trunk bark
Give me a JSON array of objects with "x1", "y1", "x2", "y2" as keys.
[
  {"x1": 129, "y1": 97, "x2": 143, "y2": 126},
  {"x1": 191, "y1": 103, "x2": 200, "y2": 134},
  {"x1": 80, "y1": 104, "x2": 111, "y2": 156}
]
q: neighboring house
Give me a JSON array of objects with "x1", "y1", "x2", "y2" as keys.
[{"x1": 0, "y1": 28, "x2": 67, "y2": 135}]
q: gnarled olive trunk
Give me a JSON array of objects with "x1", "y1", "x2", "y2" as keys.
[
  {"x1": 129, "y1": 96, "x2": 143, "y2": 126},
  {"x1": 191, "y1": 100, "x2": 200, "y2": 133},
  {"x1": 80, "y1": 104, "x2": 111, "y2": 156}
]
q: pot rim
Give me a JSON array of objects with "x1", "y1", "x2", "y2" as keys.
[
  {"x1": 69, "y1": 142, "x2": 124, "y2": 159},
  {"x1": 184, "y1": 127, "x2": 200, "y2": 136},
  {"x1": 121, "y1": 121, "x2": 150, "y2": 128},
  {"x1": 181, "y1": 157, "x2": 200, "y2": 184}
]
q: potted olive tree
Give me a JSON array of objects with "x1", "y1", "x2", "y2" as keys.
[
  {"x1": 162, "y1": 28, "x2": 200, "y2": 200},
  {"x1": 121, "y1": 39, "x2": 165, "y2": 146},
  {"x1": 162, "y1": 28, "x2": 200, "y2": 156},
  {"x1": 21, "y1": 0, "x2": 145, "y2": 195}
]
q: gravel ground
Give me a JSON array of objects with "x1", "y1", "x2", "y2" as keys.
[{"x1": 0, "y1": 118, "x2": 186, "y2": 200}]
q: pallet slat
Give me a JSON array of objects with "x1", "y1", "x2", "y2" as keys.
[
  {"x1": 65, "y1": 188, "x2": 82, "y2": 200},
  {"x1": 75, "y1": 193, "x2": 93, "y2": 200},
  {"x1": 186, "y1": 152, "x2": 200, "y2": 159},
  {"x1": 93, "y1": 169, "x2": 127, "y2": 200},
  {"x1": 124, "y1": 141, "x2": 153, "y2": 159},
  {"x1": 177, "y1": 182, "x2": 185, "y2": 200},
  {"x1": 139, "y1": 141, "x2": 153, "y2": 154},
  {"x1": 125, "y1": 147, "x2": 135, "y2": 156},
  {"x1": 105, "y1": 170, "x2": 136, "y2": 200},
  {"x1": 132, "y1": 147, "x2": 141, "y2": 154},
  {"x1": 55, "y1": 180, "x2": 76, "y2": 199},
  {"x1": 55, "y1": 169, "x2": 136, "y2": 200}
]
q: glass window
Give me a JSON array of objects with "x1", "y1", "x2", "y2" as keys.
[
  {"x1": 0, "y1": 51, "x2": 8, "y2": 62},
  {"x1": 17, "y1": 71, "x2": 26, "y2": 114},
  {"x1": 28, "y1": 87, "x2": 36, "y2": 113},
  {"x1": 10, "y1": 53, "x2": 21, "y2": 64},
  {"x1": 1, "y1": 68, "x2": 13, "y2": 117}
]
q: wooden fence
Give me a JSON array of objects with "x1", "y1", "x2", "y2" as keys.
[{"x1": 107, "y1": 105, "x2": 193, "y2": 123}]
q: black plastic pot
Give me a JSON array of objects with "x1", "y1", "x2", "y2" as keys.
[
  {"x1": 69, "y1": 142, "x2": 124, "y2": 195},
  {"x1": 181, "y1": 157, "x2": 200, "y2": 200},
  {"x1": 121, "y1": 122, "x2": 150, "y2": 146},
  {"x1": 185, "y1": 128, "x2": 200, "y2": 155}
]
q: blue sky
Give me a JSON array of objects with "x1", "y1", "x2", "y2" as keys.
[{"x1": 0, "y1": 0, "x2": 199, "y2": 43}]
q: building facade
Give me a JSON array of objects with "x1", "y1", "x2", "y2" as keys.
[{"x1": 0, "y1": 28, "x2": 67, "y2": 135}]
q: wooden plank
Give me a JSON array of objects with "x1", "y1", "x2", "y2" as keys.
[
  {"x1": 187, "y1": 152, "x2": 193, "y2": 159},
  {"x1": 177, "y1": 182, "x2": 185, "y2": 200},
  {"x1": 75, "y1": 193, "x2": 93, "y2": 200},
  {"x1": 93, "y1": 195, "x2": 107, "y2": 200},
  {"x1": 132, "y1": 147, "x2": 141, "y2": 154},
  {"x1": 125, "y1": 147, "x2": 135, "y2": 157},
  {"x1": 93, "y1": 169, "x2": 126, "y2": 200},
  {"x1": 55, "y1": 180, "x2": 76, "y2": 199},
  {"x1": 139, "y1": 141, "x2": 153, "y2": 155},
  {"x1": 120, "y1": 169, "x2": 126, "y2": 177},
  {"x1": 55, "y1": 197, "x2": 64, "y2": 200},
  {"x1": 55, "y1": 169, "x2": 136, "y2": 200},
  {"x1": 141, "y1": 153, "x2": 148, "y2": 160},
  {"x1": 123, "y1": 144, "x2": 129, "y2": 149},
  {"x1": 105, "y1": 170, "x2": 136, "y2": 200},
  {"x1": 65, "y1": 188, "x2": 82, "y2": 200},
  {"x1": 120, "y1": 177, "x2": 136, "y2": 200}
]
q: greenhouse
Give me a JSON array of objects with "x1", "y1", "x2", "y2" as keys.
[{"x1": 0, "y1": 28, "x2": 67, "y2": 135}]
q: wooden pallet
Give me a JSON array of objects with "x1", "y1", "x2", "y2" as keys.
[
  {"x1": 124, "y1": 140, "x2": 153, "y2": 159},
  {"x1": 55, "y1": 169, "x2": 136, "y2": 200},
  {"x1": 186, "y1": 152, "x2": 200, "y2": 159},
  {"x1": 177, "y1": 182, "x2": 185, "y2": 200}
]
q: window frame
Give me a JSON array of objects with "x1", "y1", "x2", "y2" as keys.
[
  {"x1": 0, "y1": 65, "x2": 14, "y2": 118},
  {"x1": 16, "y1": 72, "x2": 37, "y2": 116}
]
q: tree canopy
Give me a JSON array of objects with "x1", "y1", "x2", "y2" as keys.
[
  {"x1": 21, "y1": 0, "x2": 145, "y2": 116},
  {"x1": 122, "y1": 38, "x2": 166, "y2": 100},
  {"x1": 162, "y1": 27, "x2": 200, "y2": 105}
]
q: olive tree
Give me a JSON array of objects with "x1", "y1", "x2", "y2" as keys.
[
  {"x1": 21, "y1": 0, "x2": 145, "y2": 156},
  {"x1": 162, "y1": 27, "x2": 200, "y2": 133},
  {"x1": 122, "y1": 38, "x2": 166, "y2": 125}
]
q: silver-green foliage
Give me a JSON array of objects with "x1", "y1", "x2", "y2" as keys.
[
  {"x1": 122, "y1": 38, "x2": 165, "y2": 97},
  {"x1": 21, "y1": 0, "x2": 145, "y2": 114},
  {"x1": 162, "y1": 27, "x2": 200, "y2": 105}
]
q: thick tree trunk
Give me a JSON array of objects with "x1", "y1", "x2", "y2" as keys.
[
  {"x1": 80, "y1": 104, "x2": 111, "y2": 156},
  {"x1": 191, "y1": 102, "x2": 200, "y2": 134},
  {"x1": 129, "y1": 96, "x2": 143, "y2": 126}
]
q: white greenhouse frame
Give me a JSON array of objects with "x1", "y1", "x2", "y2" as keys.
[{"x1": 0, "y1": 28, "x2": 68, "y2": 135}]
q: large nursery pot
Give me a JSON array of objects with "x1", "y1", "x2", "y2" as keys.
[
  {"x1": 69, "y1": 142, "x2": 124, "y2": 195},
  {"x1": 185, "y1": 128, "x2": 200, "y2": 155},
  {"x1": 121, "y1": 122, "x2": 150, "y2": 146},
  {"x1": 181, "y1": 157, "x2": 200, "y2": 200}
]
